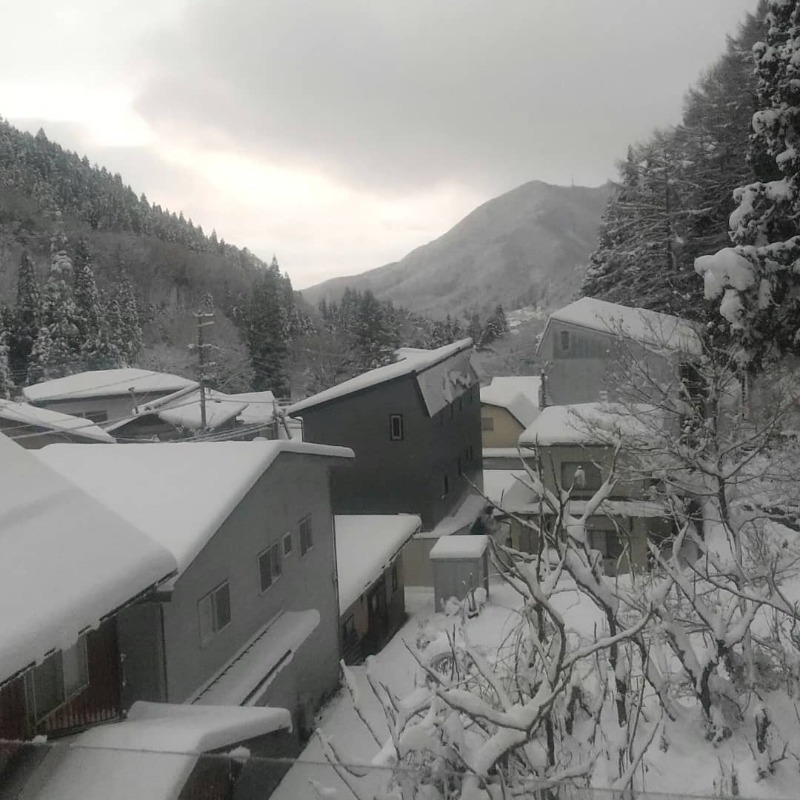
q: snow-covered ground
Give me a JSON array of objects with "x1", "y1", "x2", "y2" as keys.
[{"x1": 275, "y1": 577, "x2": 799, "y2": 800}]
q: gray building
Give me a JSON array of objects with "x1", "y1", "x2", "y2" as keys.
[
  {"x1": 288, "y1": 340, "x2": 483, "y2": 531},
  {"x1": 38, "y1": 439, "x2": 353, "y2": 738},
  {"x1": 23, "y1": 368, "x2": 198, "y2": 426},
  {"x1": 0, "y1": 400, "x2": 115, "y2": 448},
  {"x1": 537, "y1": 298, "x2": 701, "y2": 407}
]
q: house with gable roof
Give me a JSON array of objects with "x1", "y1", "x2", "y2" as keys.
[
  {"x1": 38, "y1": 439, "x2": 353, "y2": 739},
  {"x1": 23, "y1": 368, "x2": 198, "y2": 427},
  {"x1": 287, "y1": 339, "x2": 483, "y2": 531},
  {"x1": 480, "y1": 376, "x2": 540, "y2": 450},
  {"x1": 537, "y1": 297, "x2": 702, "y2": 407},
  {"x1": 0, "y1": 400, "x2": 115, "y2": 448},
  {"x1": 0, "y1": 432, "x2": 176, "y2": 785},
  {"x1": 499, "y1": 402, "x2": 673, "y2": 575}
]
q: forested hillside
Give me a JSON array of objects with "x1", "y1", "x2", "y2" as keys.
[
  {"x1": 0, "y1": 119, "x2": 319, "y2": 396},
  {"x1": 582, "y1": 3, "x2": 775, "y2": 322}
]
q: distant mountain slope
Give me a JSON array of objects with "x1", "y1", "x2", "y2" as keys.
[{"x1": 302, "y1": 180, "x2": 613, "y2": 318}]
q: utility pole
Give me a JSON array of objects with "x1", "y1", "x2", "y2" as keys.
[{"x1": 194, "y1": 309, "x2": 216, "y2": 429}]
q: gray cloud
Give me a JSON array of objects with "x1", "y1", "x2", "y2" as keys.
[{"x1": 134, "y1": 0, "x2": 758, "y2": 195}]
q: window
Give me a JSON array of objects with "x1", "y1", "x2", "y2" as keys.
[
  {"x1": 442, "y1": 473, "x2": 449, "y2": 498},
  {"x1": 389, "y1": 414, "x2": 404, "y2": 441},
  {"x1": 299, "y1": 515, "x2": 313, "y2": 556},
  {"x1": 481, "y1": 416, "x2": 494, "y2": 432},
  {"x1": 342, "y1": 614, "x2": 356, "y2": 642},
  {"x1": 391, "y1": 562, "x2": 399, "y2": 592},
  {"x1": 198, "y1": 582, "x2": 231, "y2": 646},
  {"x1": 25, "y1": 637, "x2": 89, "y2": 723},
  {"x1": 560, "y1": 461, "x2": 602, "y2": 492},
  {"x1": 457, "y1": 457, "x2": 462, "y2": 475},
  {"x1": 259, "y1": 543, "x2": 282, "y2": 592},
  {"x1": 282, "y1": 532, "x2": 293, "y2": 556},
  {"x1": 458, "y1": 397, "x2": 463, "y2": 412},
  {"x1": 560, "y1": 330, "x2": 570, "y2": 353}
]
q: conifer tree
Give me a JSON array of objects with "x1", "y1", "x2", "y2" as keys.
[
  {"x1": 0, "y1": 327, "x2": 11, "y2": 399},
  {"x1": 72, "y1": 237, "x2": 102, "y2": 347},
  {"x1": 695, "y1": 0, "x2": 800, "y2": 366},
  {"x1": 10, "y1": 251, "x2": 41, "y2": 384}
]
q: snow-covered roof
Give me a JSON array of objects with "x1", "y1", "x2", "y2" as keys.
[
  {"x1": 497, "y1": 479, "x2": 668, "y2": 519},
  {"x1": 336, "y1": 515, "x2": 422, "y2": 610},
  {"x1": 518, "y1": 403, "x2": 655, "y2": 447},
  {"x1": 482, "y1": 470, "x2": 527, "y2": 506},
  {"x1": 26, "y1": 701, "x2": 291, "y2": 800},
  {"x1": 480, "y1": 377, "x2": 540, "y2": 426},
  {"x1": 544, "y1": 297, "x2": 702, "y2": 355},
  {"x1": 430, "y1": 534, "x2": 489, "y2": 561},
  {"x1": 0, "y1": 434, "x2": 176, "y2": 683},
  {"x1": 227, "y1": 390, "x2": 277, "y2": 426},
  {"x1": 37, "y1": 440, "x2": 354, "y2": 578},
  {"x1": 147, "y1": 388, "x2": 248, "y2": 431},
  {"x1": 423, "y1": 492, "x2": 489, "y2": 538},
  {"x1": 192, "y1": 609, "x2": 320, "y2": 706},
  {"x1": 0, "y1": 400, "x2": 114, "y2": 443},
  {"x1": 23, "y1": 368, "x2": 198, "y2": 403},
  {"x1": 287, "y1": 339, "x2": 474, "y2": 416}
]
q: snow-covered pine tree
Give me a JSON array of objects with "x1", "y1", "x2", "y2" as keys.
[
  {"x1": 72, "y1": 237, "x2": 103, "y2": 351},
  {"x1": 0, "y1": 326, "x2": 11, "y2": 399},
  {"x1": 9, "y1": 251, "x2": 41, "y2": 385},
  {"x1": 695, "y1": 0, "x2": 800, "y2": 367},
  {"x1": 28, "y1": 230, "x2": 82, "y2": 381}
]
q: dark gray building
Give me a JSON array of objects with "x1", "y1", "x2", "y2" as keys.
[{"x1": 288, "y1": 340, "x2": 482, "y2": 531}]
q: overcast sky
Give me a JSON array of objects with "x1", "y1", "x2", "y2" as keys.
[{"x1": 2, "y1": 0, "x2": 758, "y2": 288}]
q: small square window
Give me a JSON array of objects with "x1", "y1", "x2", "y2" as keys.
[
  {"x1": 560, "y1": 330, "x2": 570, "y2": 352},
  {"x1": 481, "y1": 416, "x2": 494, "y2": 431},
  {"x1": 300, "y1": 515, "x2": 313, "y2": 556},
  {"x1": 198, "y1": 582, "x2": 231, "y2": 646},
  {"x1": 283, "y1": 532, "x2": 293, "y2": 556},
  {"x1": 259, "y1": 543, "x2": 282, "y2": 592},
  {"x1": 389, "y1": 414, "x2": 404, "y2": 441}
]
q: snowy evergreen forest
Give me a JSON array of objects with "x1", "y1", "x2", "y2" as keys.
[{"x1": 582, "y1": 4, "x2": 777, "y2": 325}]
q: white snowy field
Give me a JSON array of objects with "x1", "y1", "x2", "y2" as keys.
[{"x1": 273, "y1": 580, "x2": 799, "y2": 800}]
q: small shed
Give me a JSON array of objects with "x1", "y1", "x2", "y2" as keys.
[{"x1": 429, "y1": 535, "x2": 489, "y2": 612}]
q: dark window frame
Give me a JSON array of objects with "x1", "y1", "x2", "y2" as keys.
[
  {"x1": 299, "y1": 515, "x2": 313, "y2": 556},
  {"x1": 198, "y1": 581, "x2": 232, "y2": 646},
  {"x1": 258, "y1": 542, "x2": 282, "y2": 593},
  {"x1": 389, "y1": 413, "x2": 404, "y2": 441},
  {"x1": 560, "y1": 329, "x2": 570, "y2": 353},
  {"x1": 282, "y1": 531, "x2": 293, "y2": 556}
]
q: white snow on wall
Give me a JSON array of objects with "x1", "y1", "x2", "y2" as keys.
[
  {"x1": 192, "y1": 609, "x2": 320, "y2": 706},
  {"x1": 37, "y1": 440, "x2": 354, "y2": 577},
  {"x1": 0, "y1": 400, "x2": 114, "y2": 443},
  {"x1": 287, "y1": 339, "x2": 473, "y2": 416},
  {"x1": 0, "y1": 434, "x2": 176, "y2": 683},
  {"x1": 23, "y1": 368, "x2": 198, "y2": 403},
  {"x1": 546, "y1": 297, "x2": 702, "y2": 355},
  {"x1": 26, "y1": 701, "x2": 291, "y2": 800},
  {"x1": 480, "y1": 377, "x2": 540, "y2": 427},
  {"x1": 336, "y1": 515, "x2": 422, "y2": 611},
  {"x1": 429, "y1": 534, "x2": 489, "y2": 561},
  {"x1": 519, "y1": 402, "x2": 655, "y2": 447}
]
